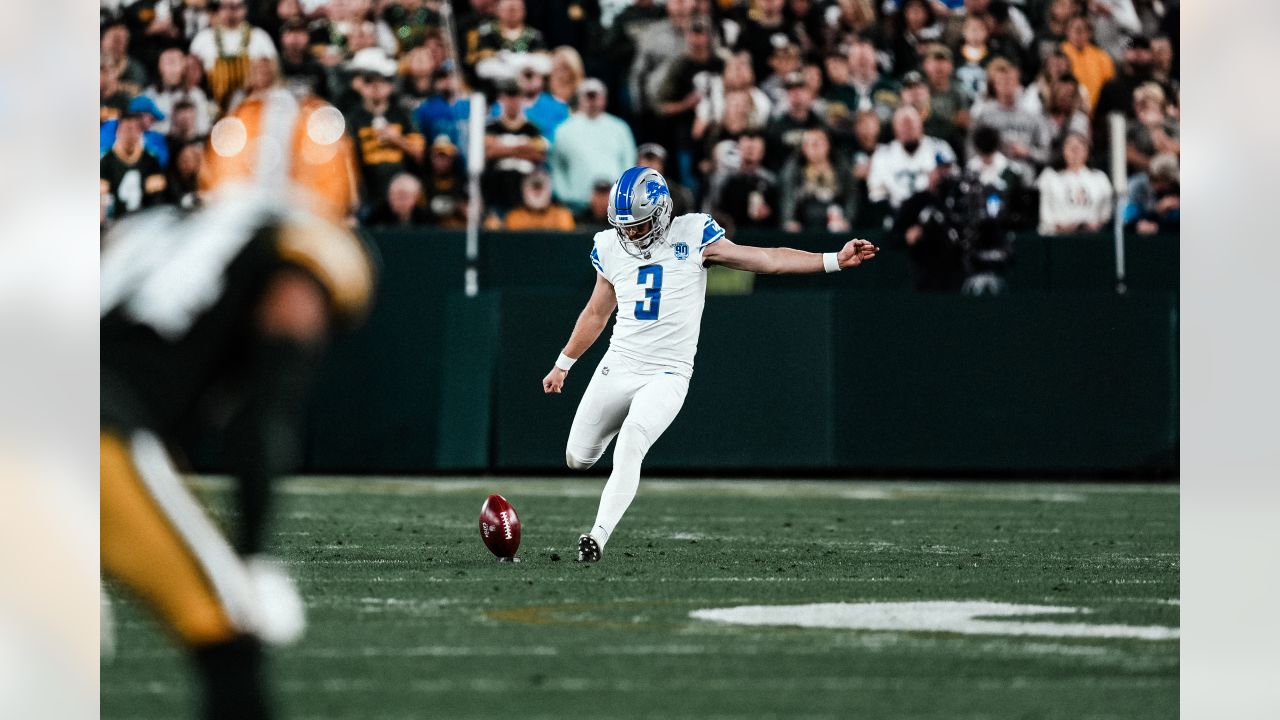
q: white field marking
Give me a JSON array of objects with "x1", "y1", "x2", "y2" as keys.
[
  {"x1": 184, "y1": 475, "x2": 1176, "y2": 501},
  {"x1": 688, "y1": 601, "x2": 1179, "y2": 641},
  {"x1": 669, "y1": 531, "x2": 705, "y2": 540}
]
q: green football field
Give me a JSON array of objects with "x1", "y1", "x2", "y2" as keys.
[{"x1": 102, "y1": 478, "x2": 1179, "y2": 720}]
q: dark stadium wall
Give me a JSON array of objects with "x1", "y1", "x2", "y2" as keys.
[{"x1": 287, "y1": 230, "x2": 1178, "y2": 476}]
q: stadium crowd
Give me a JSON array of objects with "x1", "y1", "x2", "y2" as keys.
[{"x1": 100, "y1": 0, "x2": 1179, "y2": 239}]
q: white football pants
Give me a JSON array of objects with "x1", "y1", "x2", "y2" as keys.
[{"x1": 565, "y1": 350, "x2": 690, "y2": 548}]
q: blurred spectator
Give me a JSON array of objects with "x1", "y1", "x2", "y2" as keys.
[
  {"x1": 952, "y1": 11, "x2": 997, "y2": 100},
  {"x1": 868, "y1": 105, "x2": 957, "y2": 212},
  {"x1": 110, "y1": 0, "x2": 189, "y2": 74},
  {"x1": 345, "y1": 50, "x2": 426, "y2": 212},
  {"x1": 735, "y1": 0, "x2": 796, "y2": 81},
  {"x1": 701, "y1": 91, "x2": 758, "y2": 184},
  {"x1": 629, "y1": 0, "x2": 694, "y2": 120},
  {"x1": 1036, "y1": 132, "x2": 1113, "y2": 235},
  {"x1": 574, "y1": 178, "x2": 615, "y2": 230},
  {"x1": 1021, "y1": 49, "x2": 1072, "y2": 115},
  {"x1": 1032, "y1": 0, "x2": 1080, "y2": 63},
  {"x1": 1125, "y1": 82, "x2": 1179, "y2": 173},
  {"x1": 1092, "y1": 34, "x2": 1172, "y2": 144},
  {"x1": 846, "y1": 38, "x2": 901, "y2": 124},
  {"x1": 1124, "y1": 152, "x2": 1178, "y2": 235},
  {"x1": 188, "y1": 0, "x2": 279, "y2": 109},
  {"x1": 144, "y1": 48, "x2": 213, "y2": 135},
  {"x1": 414, "y1": 68, "x2": 471, "y2": 150},
  {"x1": 969, "y1": 58, "x2": 1052, "y2": 174},
  {"x1": 550, "y1": 78, "x2": 636, "y2": 212},
  {"x1": 967, "y1": 124, "x2": 1034, "y2": 227},
  {"x1": 101, "y1": 21, "x2": 151, "y2": 96},
  {"x1": 508, "y1": 59, "x2": 571, "y2": 140},
  {"x1": 382, "y1": 0, "x2": 445, "y2": 55},
  {"x1": 101, "y1": 96, "x2": 171, "y2": 168},
  {"x1": 100, "y1": 61, "x2": 134, "y2": 124},
  {"x1": 600, "y1": 0, "x2": 666, "y2": 115},
  {"x1": 826, "y1": 0, "x2": 881, "y2": 49},
  {"x1": 821, "y1": 49, "x2": 860, "y2": 126},
  {"x1": 900, "y1": 71, "x2": 965, "y2": 163},
  {"x1": 165, "y1": 139, "x2": 204, "y2": 210},
  {"x1": 921, "y1": 44, "x2": 972, "y2": 131},
  {"x1": 709, "y1": 132, "x2": 780, "y2": 230},
  {"x1": 765, "y1": 72, "x2": 826, "y2": 172},
  {"x1": 279, "y1": 19, "x2": 331, "y2": 100},
  {"x1": 547, "y1": 46, "x2": 587, "y2": 109},
  {"x1": 468, "y1": 0, "x2": 548, "y2": 84},
  {"x1": 653, "y1": 18, "x2": 724, "y2": 179},
  {"x1": 758, "y1": 42, "x2": 803, "y2": 108},
  {"x1": 779, "y1": 127, "x2": 856, "y2": 232},
  {"x1": 1060, "y1": 15, "x2": 1114, "y2": 112},
  {"x1": 1042, "y1": 73, "x2": 1091, "y2": 148},
  {"x1": 397, "y1": 46, "x2": 439, "y2": 116},
  {"x1": 163, "y1": 100, "x2": 204, "y2": 161},
  {"x1": 695, "y1": 52, "x2": 772, "y2": 135},
  {"x1": 101, "y1": 113, "x2": 168, "y2": 221},
  {"x1": 943, "y1": 0, "x2": 1034, "y2": 53},
  {"x1": 314, "y1": 0, "x2": 399, "y2": 62},
  {"x1": 493, "y1": 170, "x2": 576, "y2": 230},
  {"x1": 849, "y1": 110, "x2": 883, "y2": 219},
  {"x1": 368, "y1": 173, "x2": 434, "y2": 226},
  {"x1": 636, "y1": 143, "x2": 695, "y2": 216},
  {"x1": 1150, "y1": 34, "x2": 1176, "y2": 91},
  {"x1": 424, "y1": 135, "x2": 469, "y2": 227},
  {"x1": 890, "y1": 0, "x2": 945, "y2": 75},
  {"x1": 785, "y1": 0, "x2": 826, "y2": 54},
  {"x1": 484, "y1": 79, "x2": 549, "y2": 213},
  {"x1": 1087, "y1": 0, "x2": 1142, "y2": 59}
]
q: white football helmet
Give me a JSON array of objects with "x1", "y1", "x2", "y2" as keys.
[{"x1": 607, "y1": 166, "x2": 674, "y2": 258}]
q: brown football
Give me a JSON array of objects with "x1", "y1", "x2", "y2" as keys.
[{"x1": 479, "y1": 494, "x2": 521, "y2": 559}]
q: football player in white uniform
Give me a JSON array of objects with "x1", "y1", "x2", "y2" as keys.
[{"x1": 541, "y1": 166, "x2": 879, "y2": 562}]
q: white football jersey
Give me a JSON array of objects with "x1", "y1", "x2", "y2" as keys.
[
  {"x1": 590, "y1": 213, "x2": 725, "y2": 375},
  {"x1": 867, "y1": 136, "x2": 957, "y2": 208}
]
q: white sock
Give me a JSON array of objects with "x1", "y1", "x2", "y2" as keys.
[{"x1": 590, "y1": 421, "x2": 651, "y2": 549}]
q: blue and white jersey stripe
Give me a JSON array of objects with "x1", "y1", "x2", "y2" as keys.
[
  {"x1": 701, "y1": 216, "x2": 725, "y2": 247},
  {"x1": 590, "y1": 246, "x2": 605, "y2": 274}
]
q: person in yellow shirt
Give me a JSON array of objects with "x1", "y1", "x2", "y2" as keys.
[
  {"x1": 492, "y1": 170, "x2": 577, "y2": 231},
  {"x1": 1061, "y1": 15, "x2": 1115, "y2": 113}
]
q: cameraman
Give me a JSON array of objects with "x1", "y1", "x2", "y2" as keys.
[{"x1": 892, "y1": 129, "x2": 1020, "y2": 294}]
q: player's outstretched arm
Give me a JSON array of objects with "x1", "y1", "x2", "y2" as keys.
[
  {"x1": 702, "y1": 237, "x2": 879, "y2": 274},
  {"x1": 543, "y1": 273, "x2": 617, "y2": 394}
]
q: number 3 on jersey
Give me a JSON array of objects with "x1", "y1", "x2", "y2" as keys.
[{"x1": 635, "y1": 265, "x2": 663, "y2": 320}]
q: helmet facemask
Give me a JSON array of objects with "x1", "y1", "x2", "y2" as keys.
[{"x1": 613, "y1": 208, "x2": 670, "y2": 258}]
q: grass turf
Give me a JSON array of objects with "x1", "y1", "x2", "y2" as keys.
[{"x1": 102, "y1": 478, "x2": 1179, "y2": 720}]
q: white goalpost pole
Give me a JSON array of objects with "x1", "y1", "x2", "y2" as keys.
[
  {"x1": 464, "y1": 93, "x2": 485, "y2": 298},
  {"x1": 439, "y1": 0, "x2": 484, "y2": 297},
  {"x1": 1108, "y1": 112, "x2": 1129, "y2": 295}
]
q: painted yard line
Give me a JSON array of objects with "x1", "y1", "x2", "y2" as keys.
[
  {"x1": 689, "y1": 602, "x2": 1179, "y2": 641},
  {"x1": 185, "y1": 475, "x2": 1177, "y2": 500}
]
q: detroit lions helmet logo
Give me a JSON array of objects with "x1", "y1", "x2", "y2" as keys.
[
  {"x1": 674, "y1": 241, "x2": 689, "y2": 260},
  {"x1": 644, "y1": 178, "x2": 670, "y2": 204}
]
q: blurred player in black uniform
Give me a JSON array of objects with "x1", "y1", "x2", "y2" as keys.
[{"x1": 101, "y1": 72, "x2": 371, "y2": 720}]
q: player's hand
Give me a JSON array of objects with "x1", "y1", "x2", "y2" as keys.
[
  {"x1": 543, "y1": 367, "x2": 568, "y2": 394},
  {"x1": 837, "y1": 238, "x2": 879, "y2": 268}
]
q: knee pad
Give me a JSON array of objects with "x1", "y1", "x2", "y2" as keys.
[{"x1": 565, "y1": 448, "x2": 597, "y2": 471}]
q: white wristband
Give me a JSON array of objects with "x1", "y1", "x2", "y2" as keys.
[
  {"x1": 555, "y1": 352, "x2": 577, "y2": 371},
  {"x1": 822, "y1": 252, "x2": 841, "y2": 273}
]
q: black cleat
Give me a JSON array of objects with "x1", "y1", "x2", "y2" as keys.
[{"x1": 577, "y1": 534, "x2": 601, "y2": 563}]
